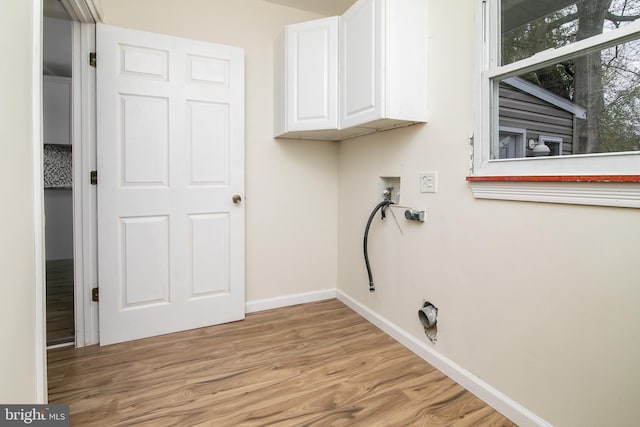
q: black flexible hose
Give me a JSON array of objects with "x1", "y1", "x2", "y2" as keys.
[{"x1": 363, "y1": 200, "x2": 394, "y2": 292}]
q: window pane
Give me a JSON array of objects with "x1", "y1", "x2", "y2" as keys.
[
  {"x1": 493, "y1": 37, "x2": 640, "y2": 159},
  {"x1": 501, "y1": 0, "x2": 640, "y2": 66}
]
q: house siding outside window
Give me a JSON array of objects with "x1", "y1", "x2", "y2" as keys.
[{"x1": 470, "y1": 0, "x2": 640, "y2": 207}]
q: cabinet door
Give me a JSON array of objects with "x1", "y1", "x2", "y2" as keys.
[
  {"x1": 286, "y1": 17, "x2": 338, "y2": 132},
  {"x1": 43, "y1": 76, "x2": 72, "y2": 145},
  {"x1": 340, "y1": 0, "x2": 383, "y2": 129}
]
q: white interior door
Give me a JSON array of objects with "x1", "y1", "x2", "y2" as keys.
[{"x1": 97, "y1": 24, "x2": 245, "y2": 346}]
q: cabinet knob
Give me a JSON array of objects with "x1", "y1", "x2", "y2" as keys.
[{"x1": 232, "y1": 194, "x2": 242, "y2": 204}]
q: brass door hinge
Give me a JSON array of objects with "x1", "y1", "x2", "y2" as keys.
[
  {"x1": 90, "y1": 170, "x2": 97, "y2": 185},
  {"x1": 89, "y1": 52, "x2": 96, "y2": 67},
  {"x1": 91, "y1": 287, "x2": 99, "y2": 302}
]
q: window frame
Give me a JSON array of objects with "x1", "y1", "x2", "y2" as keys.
[
  {"x1": 538, "y1": 135, "x2": 563, "y2": 157},
  {"x1": 498, "y1": 126, "x2": 526, "y2": 159},
  {"x1": 470, "y1": 0, "x2": 640, "y2": 208}
]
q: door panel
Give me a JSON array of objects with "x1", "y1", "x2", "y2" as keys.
[
  {"x1": 287, "y1": 17, "x2": 338, "y2": 131},
  {"x1": 121, "y1": 216, "x2": 170, "y2": 307},
  {"x1": 97, "y1": 24, "x2": 245, "y2": 345},
  {"x1": 188, "y1": 101, "x2": 229, "y2": 184},
  {"x1": 189, "y1": 213, "x2": 229, "y2": 296},
  {"x1": 120, "y1": 94, "x2": 169, "y2": 185},
  {"x1": 340, "y1": 0, "x2": 383, "y2": 128}
]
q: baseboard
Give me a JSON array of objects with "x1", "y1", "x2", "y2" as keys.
[
  {"x1": 336, "y1": 290, "x2": 552, "y2": 427},
  {"x1": 245, "y1": 289, "x2": 337, "y2": 314}
]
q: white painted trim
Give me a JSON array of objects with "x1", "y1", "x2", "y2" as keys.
[
  {"x1": 46, "y1": 342, "x2": 75, "y2": 350},
  {"x1": 245, "y1": 289, "x2": 337, "y2": 314},
  {"x1": 82, "y1": 23, "x2": 99, "y2": 346},
  {"x1": 32, "y1": 0, "x2": 47, "y2": 403},
  {"x1": 71, "y1": 22, "x2": 99, "y2": 347},
  {"x1": 71, "y1": 21, "x2": 83, "y2": 348},
  {"x1": 475, "y1": 150, "x2": 640, "y2": 176},
  {"x1": 336, "y1": 290, "x2": 553, "y2": 427},
  {"x1": 61, "y1": 0, "x2": 102, "y2": 23},
  {"x1": 469, "y1": 181, "x2": 640, "y2": 208},
  {"x1": 486, "y1": 19, "x2": 640, "y2": 81}
]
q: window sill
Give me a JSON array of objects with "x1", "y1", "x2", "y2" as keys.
[{"x1": 466, "y1": 176, "x2": 640, "y2": 208}]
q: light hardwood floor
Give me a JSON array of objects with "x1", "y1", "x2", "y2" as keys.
[
  {"x1": 48, "y1": 299, "x2": 515, "y2": 426},
  {"x1": 46, "y1": 258, "x2": 74, "y2": 346}
]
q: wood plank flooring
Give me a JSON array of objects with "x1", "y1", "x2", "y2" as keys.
[
  {"x1": 46, "y1": 258, "x2": 74, "y2": 346},
  {"x1": 48, "y1": 299, "x2": 515, "y2": 426}
]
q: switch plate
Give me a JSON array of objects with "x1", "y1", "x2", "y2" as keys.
[{"x1": 420, "y1": 172, "x2": 438, "y2": 193}]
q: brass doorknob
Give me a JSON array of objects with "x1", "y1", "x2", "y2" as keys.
[{"x1": 232, "y1": 194, "x2": 242, "y2": 204}]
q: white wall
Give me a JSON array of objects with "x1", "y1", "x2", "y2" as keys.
[
  {"x1": 43, "y1": 17, "x2": 72, "y2": 77},
  {"x1": 99, "y1": 0, "x2": 339, "y2": 302},
  {"x1": 43, "y1": 17, "x2": 74, "y2": 261},
  {"x1": 0, "y1": 0, "x2": 44, "y2": 403},
  {"x1": 337, "y1": 1, "x2": 640, "y2": 426},
  {"x1": 44, "y1": 190, "x2": 73, "y2": 260}
]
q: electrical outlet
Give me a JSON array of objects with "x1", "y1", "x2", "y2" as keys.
[{"x1": 420, "y1": 171, "x2": 438, "y2": 193}]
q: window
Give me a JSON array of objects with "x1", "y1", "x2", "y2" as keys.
[
  {"x1": 470, "y1": 0, "x2": 640, "y2": 207},
  {"x1": 498, "y1": 127, "x2": 526, "y2": 158},
  {"x1": 538, "y1": 135, "x2": 564, "y2": 157}
]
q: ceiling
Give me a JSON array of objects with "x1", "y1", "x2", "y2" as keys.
[
  {"x1": 262, "y1": 0, "x2": 356, "y2": 16},
  {"x1": 44, "y1": 0, "x2": 71, "y2": 20},
  {"x1": 43, "y1": 14, "x2": 73, "y2": 76},
  {"x1": 44, "y1": 0, "x2": 357, "y2": 20},
  {"x1": 41, "y1": 0, "x2": 356, "y2": 77}
]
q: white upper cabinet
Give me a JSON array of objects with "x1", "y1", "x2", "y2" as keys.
[
  {"x1": 274, "y1": 16, "x2": 339, "y2": 139},
  {"x1": 274, "y1": 0, "x2": 427, "y2": 141},
  {"x1": 340, "y1": 0, "x2": 427, "y2": 132},
  {"x1": 340, "y1": 0, "x2": 382, "y2": 129},
  {"x1": 43, "y1": 75, "x2": 72, "y2": 145}
]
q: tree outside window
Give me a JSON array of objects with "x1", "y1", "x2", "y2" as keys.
[{"x1": 497, "y1": 0, "x2": 640, "y2": 158}]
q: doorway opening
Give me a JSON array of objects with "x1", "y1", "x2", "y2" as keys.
[{"x1": 43, "y1": 5, "x2": 75, "y2": 348}]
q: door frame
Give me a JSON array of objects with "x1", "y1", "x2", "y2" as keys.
[
  {"x1": 67, "y1": 0, "x2": 100, "y2": 347},
  {"x1": 33, "y1": 0, "x2": 46, "y2": 402},
  {"x1": 41, "y1": 0, "x2": 101, "y2": 356},
  {"x1": 71, "y1": 20, "x2": 98, "y2": 347},
  {"x1": 37, "y1": 0, "x2": 100, "y2": 401}
]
